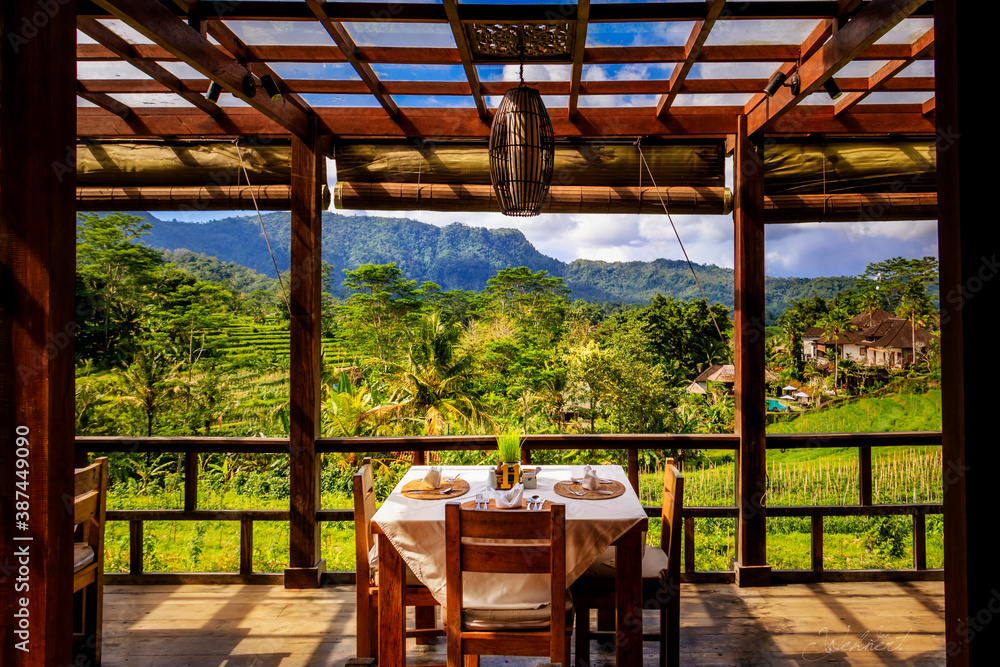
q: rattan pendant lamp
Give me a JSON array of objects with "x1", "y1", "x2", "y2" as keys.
[{"x1": 488, "y1": 37, "x2": 555, "y2": 217}]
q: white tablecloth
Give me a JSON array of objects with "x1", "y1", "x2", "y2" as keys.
[{"x1": 373, "y1": 464, "x2": 646, "y2": 609}]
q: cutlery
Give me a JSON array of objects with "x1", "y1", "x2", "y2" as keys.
[
  {"x1": 570, "y1": 478, "x2": 614, "y2": 484},
  {"x1": 566, "y1": 489, "x2": 615, "y2": 496},
  {"x1": 475, "y1": 492, "x2": 485, "y2": 509},
  {"x1": 404, "y1": 486, "x2": 454, "y2": 495},
  {"x1": 445, "y1": 473, "x2": 463, "y2": 482},
  {"x1": 529, "y1": 495, "x2": 542, "y2": 510}
]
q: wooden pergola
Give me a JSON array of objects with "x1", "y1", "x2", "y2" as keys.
[{"x1": 0, "y1": 1, "x2": 992, "y2": 665}]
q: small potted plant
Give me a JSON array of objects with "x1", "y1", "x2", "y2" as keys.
[{"x1": 495, "y1": 432, "x2": 523, "y2": 490}]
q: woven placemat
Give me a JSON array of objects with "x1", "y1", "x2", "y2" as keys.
[
  {"x1": 401, "y1": 478, "x2": 470, "y2": 499},
  {"x1": 460, "y1": 498, "x2": 552, "y2": 510},
  {"x1": 553, "y1": 479, "x2": 626, "y2": 500}
]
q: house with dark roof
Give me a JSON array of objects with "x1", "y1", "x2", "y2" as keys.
[{"x1": 802, "y1": 310, "x2": 933, "y2": 368}]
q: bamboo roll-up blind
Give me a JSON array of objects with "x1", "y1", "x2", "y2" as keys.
[{"x1": 334, "y1": 140, "x2": 726, "y2": 188}]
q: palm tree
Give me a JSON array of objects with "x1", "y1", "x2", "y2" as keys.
[
  {"x1": 357, "y1": 312, "x2": 492, "y2": 435},
  {"x1": 117, "y1": 346, "x2": 181, "y2": 437},
  {"x1": 818, "y1": 308, "x2": 853, "y2": 395},
  {"x1": 896, "y1": 278, "x2": 934, "y2": 367},
  {"x1": 323, "y1": 370, "x2": 378, "y2": 437}
]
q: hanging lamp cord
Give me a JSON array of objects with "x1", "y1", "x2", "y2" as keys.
[
  {"x1": 518, "y1": 29, "x2": 525, "y2": 85},
  {"x1": 235, "y1": 138, "x2": 291, "y2": 316},
  {"x1": 635, "y1": 138, "x2": 730, "y2": 355}
]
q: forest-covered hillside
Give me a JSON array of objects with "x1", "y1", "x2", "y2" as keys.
[{"x1": 140, "y1": 211, "x2": 855, "y2": 319}]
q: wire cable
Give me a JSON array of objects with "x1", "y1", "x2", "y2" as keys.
[
  {"x1": 235, "y1": 138, "x2": 290, "y2": 315},
  {"x1": 634, "y1": 138, "x2": 729, "y2": 352}
]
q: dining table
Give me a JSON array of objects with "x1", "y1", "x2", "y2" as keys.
[{"x1": 371, "y1": 463, "x2": 649, "y2": 666}]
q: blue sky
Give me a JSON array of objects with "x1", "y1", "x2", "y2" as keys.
[{"x1": 79, "y1": 9, "x2": 938, "y2": 279}]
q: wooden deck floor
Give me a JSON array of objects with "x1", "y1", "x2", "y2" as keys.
[{"x1": 102, "y1": 581, "x2": 945, "y2": 666}]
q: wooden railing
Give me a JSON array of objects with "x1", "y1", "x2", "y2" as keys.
[{"x1": 76, "y1": 431, "x2": 943, "y2": 585}]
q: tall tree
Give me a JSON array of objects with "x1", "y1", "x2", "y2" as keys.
[
  {"x1": 642, "y1": 295, "x2": 731, "y2": 381},
  {"x1": 896, "y1": 277, "x2": 936, "y2": 365},
  {"x1": 818, "y1": 308, "x2": 854, "y2": 395},
  {"x1": 339, "y1": 263, "x2": 435, "y2": 358},
  {"x1": 857, "y1": 256, "x2": 938, "y2": 312},
  {"x1": 478, "y1": 266, "x2": 569, "y2": 344},
  {"x1": 76, "y1": 212, "x2": 163, "y2": 364}
]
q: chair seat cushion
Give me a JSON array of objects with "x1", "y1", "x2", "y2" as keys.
[
  {"x1": 583, "y1": 544, "x2": 669, "y2": 580},
  {"x1": 368, "y1": 542, "x2": 424, "y2": 587},
  {"x1": 74, "y1": 543, "x2": 95, "y2": 573},
  {"x1": 457, "y1": 592, "x2": 575, "y2": 631}
]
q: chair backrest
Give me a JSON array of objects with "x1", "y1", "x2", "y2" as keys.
[
  {"x1": 660, "y1": 458, "x2": 685, "y2": 580},
  {"x1": 353, "y1": 457, "x2": 377, "y2": 584},
  {"x1": 445, "y1": 502, "x2": 567, "y2": 645},
  {"x1": 74, "y1": 457, "x2": 108, "y2": 569}
]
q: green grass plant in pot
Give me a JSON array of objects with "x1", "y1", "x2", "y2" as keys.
[{"x1": 495, "y1": 432, "x2": 523, "y2": 490}]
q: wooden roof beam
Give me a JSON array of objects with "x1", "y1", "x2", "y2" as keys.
[
  {"x1": 746, "y1": 0, "x2": 929, "y2": 136},
  {"x1": 77, "y1": 81, "x2": 134, "y2": 120},
  {"x1": 78, "y1": 104, "x2": 936, "y2": 139},
  {"x1": 77, "y1": 16, "x2": 220, "y2": 116},
  {"x1": 834, "y1": 26, "x2": 933, "y2": 115},
  {"x1": 76, "y1": 42, "x2": 932, "y2": 66},
  {"x1": 656, "y1": 0, "x2": 726, "y2": 118},
  {"x1": 74, "y1": 75, "x2": 936, "y2": 97},
  {"x1": 568, "y1": 0, "x2": 590, "y2": 119},
  {"x1": 201, "y1": 17, "x2": 320, "y2": 130},
  {"x1": 443, "y1": 0, "x2": 489, "y2": 122},
  {"x1": 739, "y1": 15, "x2": 835, "y2": 122},
  {"x1": 305, "y1": 0, "x2": 400, "y2": 121},
  {"x1": 77, "y1": 1, "x2": 935, "y2": 22},
  {"x1": 90, "y1": 0, "x2": 311, "y2": 138}
]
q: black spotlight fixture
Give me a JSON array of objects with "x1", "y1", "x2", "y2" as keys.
[
  {"x1": 206, "y1": 82, "x2": 223, "y2": 104},
  {"x1": 242, "y1": 74, "x2": 257, "y2": 98},
  {"x1": 763, "y1": 70, "x2": 800, "y2": 97},
  {"x1": 824, "y1": 77, "x2": 843, "y2": 100},
  {"x1": 260, "y1": 74, "x2": 282, "y2": 101},
  {"x1": 787, "y1": 71, "x2": 800, "y2": 96},
  {"x1": 763, "y1": 71, "x2": 787, "y2": 97}
]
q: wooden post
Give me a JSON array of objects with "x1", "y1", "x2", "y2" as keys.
[
  {"x1": 912, "y1": 513, "x2": 926, "y2": 571},
  {"x1": 627, "y1": 447, "x2": 640, "y2": 496},
  {"x1": 241, "y1": 517, "x2": 254, "y2": 576},
  {"x1": 0, "y1": 0, "x2": 77, "y2": 663},
  {"x1": 185, "y1": 452, "x2": 199, "y2": 512},
  {"x1": 936, "y1": 3, "x2": 999, "y2": 664},
  {"x1": 811, "y1": 515, "x2": 824, "y2": 575},
  {"x1": 130, "y1": 521, "x2": 144, "y2": 575},
  {"x1": 285, "y1": 119, "x2": 327, "y2": 589},
  {"x1": 732, "y1": 114, "x2": 771, "y2": 587},
  {"x1": 859, "y1": 445, "x2": 873, "y2": 505}
]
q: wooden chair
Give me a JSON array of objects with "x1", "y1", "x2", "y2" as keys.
[
  {"x1": 445, "y1": 501, "x2": 572, "y2": 667},
  {"x1": 572, "y1": 459, "x2": 684, "y2": 667},
  {"x1": 353, "y1": 457, "x2": 441, "y2": 662},
  {"x1": 73, "y1": 457, "x2": 108, "y2": 665}
]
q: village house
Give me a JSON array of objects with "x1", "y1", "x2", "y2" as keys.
[{"x1": 803, "y1": 309, "x2": 934, "y2": 368}]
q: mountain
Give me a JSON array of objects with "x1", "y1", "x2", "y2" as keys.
[{"x1": 138, "y1": 211, "x2": 855, "y2": 318}]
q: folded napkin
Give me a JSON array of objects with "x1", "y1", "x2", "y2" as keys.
[
  {"x1": 494, "y1": 483, "x2": 523, "y2": 509},
  {"x1": 581, "y1": 465, "x2": 601, "y2": 491},
  {"x1": 422, "y1": 466, "x2": 442, "y2": 489}
]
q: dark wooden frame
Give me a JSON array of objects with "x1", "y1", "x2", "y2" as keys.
[{"x1": 2, "y1": 0, "x2": 987, "y2": 662}]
